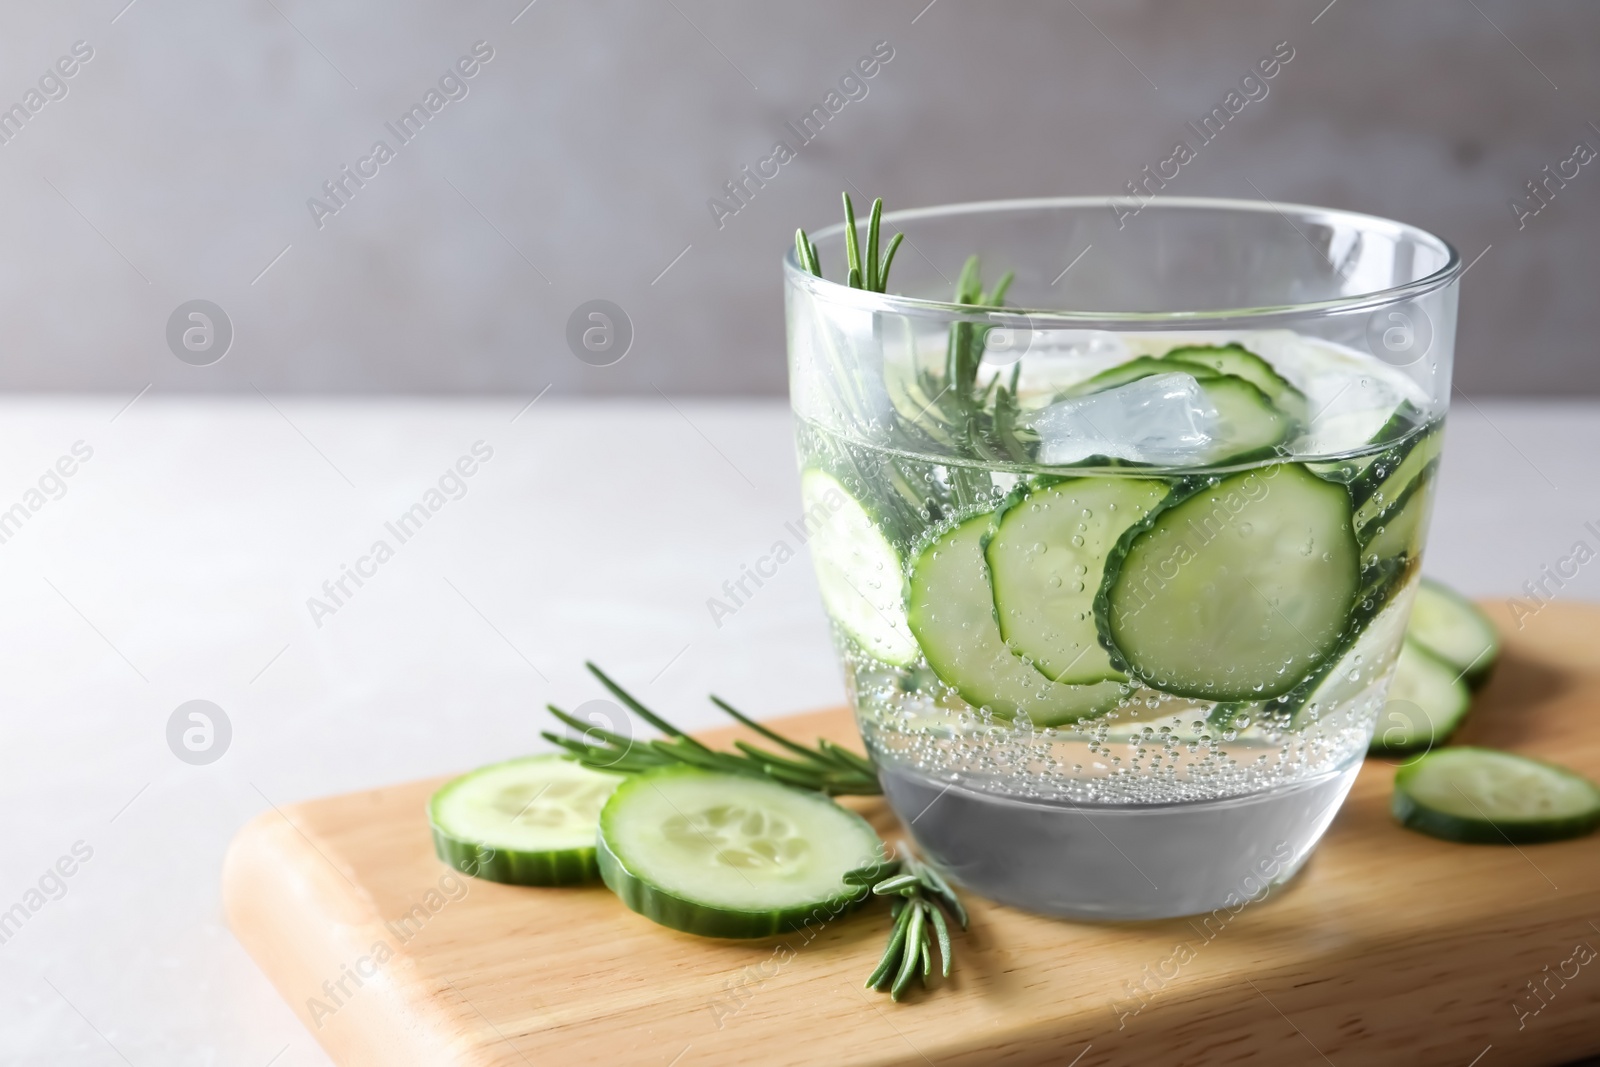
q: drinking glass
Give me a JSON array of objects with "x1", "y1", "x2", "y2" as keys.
[{"x1": 784, "y1": 196, "x2": 1459, "y2": 919}]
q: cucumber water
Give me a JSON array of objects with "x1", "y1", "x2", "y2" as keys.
[
  {"x1": 798, "y1": 332, "x2": 1441, "y2": 916},
  {"x1": 800, "y1": 334, "x2": 1440, "y2": 799}
]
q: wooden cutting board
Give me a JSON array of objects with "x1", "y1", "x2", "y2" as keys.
[{"x1": 224, "y1": 601, "x2": 1600, "y2": 1067}]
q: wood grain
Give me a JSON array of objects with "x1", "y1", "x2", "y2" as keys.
[{"x1": 224, "y1": 601, "x2": 1600, "y2": 1066}]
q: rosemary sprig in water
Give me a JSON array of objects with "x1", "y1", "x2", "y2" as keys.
[
  {"x1": 848, "y1": 843, "x2": 969, "y2": 1000},
  {"x1": 795, "y1": 191, "x2": 1035, "y2": 504},
  {"x1": 796, "y1": 193, "x2": 903, "y2": 293},
  {"x1": 541, "y1": 662, "x2": 882, "y2": 796}
]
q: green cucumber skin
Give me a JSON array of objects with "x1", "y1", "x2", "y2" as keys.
[
  {"x1": 1411, "y1": 577, "x2": 1500, "y2": 690},
  {"x1": 1094, "y1": 464, "x2": 1358, "y2": 702},
  {"x1": 1092, "y1": 476, "x2": 1205, "y2": 682},
  {"x1": 1356, "y1": 459, "x2": 1438, "y2": 546},
  {"x1": 1066, "y1": 355, "x2": 1220, "y2": 397},
  {"x1": 1159, "y1": 343, "x2": 1307, "y2": 415},
  {"x1": 1390, "y1": 790, "x2": 1599, "y2": 845},
  {"x1": 1265, "y1": 554, "x2": 1414, "y2": 722},
  {"x1": 430, "y1": 826, "x2": 599, "y2": 886},
  {"x1": 1365, "y1": 640, "x2": 1470, "y2": 756},
  {"x1": 1266, "y1": 427, "x2": 1442, "y2": 719},
  {"x1": 595, "y1": 770, "x2": 883, "y2": 939},
  {"x1": 1199, "y1": 376, "x2": 1293, "y2": 467},
  {"x1": 1349, "y1": 421, "x2": 1443, "y2": 515},
  {"x1": 908, "y1": 506, "x2": 1127, "y2": 724},
  {"x1": 595, "y1": 832, "x2": 874, "y2": 939},
  {"x1": 1391, "y1": 749, "x2": 1600, "y2": 845},
  {"x1": 1369, "y1": 400, "x2": 1424, "y2": 446},
  {"x1": 986, "y1": 477, "x2": 1167, "y2": 686},
  {"x1": 427, "y1": 755, "x2": 621, "y2": 887}
]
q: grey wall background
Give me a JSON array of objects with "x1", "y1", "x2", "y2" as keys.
[{"x1": 0, "y1": 0, "x2": 1594, "y2": 397}]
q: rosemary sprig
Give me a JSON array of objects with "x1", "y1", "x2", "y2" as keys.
[
  {"x1": 797, "y1": 193, "x2": 1034, "y2": 496},
  {"x1": 546, "y1": 663, "x2": 970, "y2": 1001},
  {"x1": 541, "y1": 662, "x2": 882, "y2": 795},
  {"x1": 795, "y1": 193, "x2": 902, "y2": 294},
  {"x1": 945, "y1": 254, "x2": 1015, "y2": 403},
  {"x1": 847, "y1": 843, "x2": 968, "y2": 1000}
]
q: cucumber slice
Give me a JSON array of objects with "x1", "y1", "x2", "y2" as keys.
[
  {"x1": 429, "y1": 755, "x2": 623, "y2": 885},
  {"x1": 1160, "y1": 343, "x2": 1307, "y2": 418},
  {"x1": 596, "y1": 767, "x2": 884, "y2": 938},
  {"x1": 1097, "y1": 463, "x2": 1361, "y2": 701},
  {"x1": 1302, "y1": 401, "x2": 1424, "y2": 483},
  {"x1": 801, "y1": 468, "x2": 918, "y2": 666},
  {"x1": 1351, "y1": 423, "x2": 1443, "y2": 524},
  {"x1": 1051, "y1": 364, "x2": 1290, "y2": 467},
  {"x1": 909, "y1": 511, "x2": 1126, "y2": 724},
  {"x1": 1368, "y1": 639, "x2": 1471, "y2": 755},
  {"x1": 1065, "y1": 355, "x2": 1219, "y2": 396},
  {"x1": 986, "y1": 478, "x2": 1168, "y2": 684},
  {"x1": 1201, "y1": 375, "x2": 1293, "y2": 465},
  {"x1": 1358, "y1": 464, "x2": 1435, "y2": 568},
  {"x1": 1369, "y1": 400, "x2": 1425, "y2": 446},
  {"x1": 1392, "y1": 748, "x2": 1600, "y2": 844},
  {"x1": 1408, "y1": 578, "x2": 1500, "y2": 689},
  {"x1": 1268, "y1": 573, "x2": 1417, "y2": 726}
]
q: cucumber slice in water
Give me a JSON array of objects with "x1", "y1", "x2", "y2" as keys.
[
  {"x1": 801, "y1": 468, "x2": 918, "y2": 666},
  {"x1": 1050, "y1": 363, "x2": 1290, "y2": 467},
  {"x1": 1367, "y1": 639, "x2": 1471, "y2": 755},
  {"x1": 1267, "y1": 573, "x2": 1417, "y2": 727},
  {"x1": 1358, "y1": 464, "x2": 1435, "y2": 569},
  {"x1": 1392, "y1": 748, "x2": 1600, "y2": 844},
  {"x1": 429, "y1": 755, "x2": 623, "y2": 885},
  {"x1": 1408, "y1": 578, "x2": 1500, "y2": 689},
  {"x1": 1097, "y1": 463, "x2": 1361, "y2": 701},
  {"x1": 1368, "y1": 400, "x2": 1425, "y2": 446},
  {"x1": 986, "y1": 478, "x2": 1169, "y2": 684},
  {"x1": 1352, "y1": 423, "x2": 1443, "y2": 525},
  {"x1": 1201, "y1": 375, "x2": 1293, "y2": 465},
  {"x1": 596, "y1": 767, "x2": 884, "y2": 938},
  {"x1": 1065, "y1": 355, "x2": 1219, "y2": 396},
  {"x1": 909, "y1": 511, "x2": 1126, "y2": 724},
  {"x1": 1160, "y1": 343, "x2": 1307, "y2": 418}
]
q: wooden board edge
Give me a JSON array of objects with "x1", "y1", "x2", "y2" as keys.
[
  {"x1": 222, "y1": 806, "x2": 484, "y2": 1067},
  {"x1": 223, "y1": 599, "x2": 1600, "y2": 1066}
]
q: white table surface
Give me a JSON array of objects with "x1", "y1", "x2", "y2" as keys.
[{"x1": 1, "y1": 395, "x2": 1596, "y2": 1066}]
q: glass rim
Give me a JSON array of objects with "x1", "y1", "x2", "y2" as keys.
[{"x1": 784, "y1": 195, "x2": 1462, "y2": 326}]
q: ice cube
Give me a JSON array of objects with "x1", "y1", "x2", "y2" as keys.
[
  {"x1": 1259, "y1": 333, "x2": 1430, "y2": 455},
  {"x1": 1029, "y1": 372, "x2": 1220, "y2": 466},
  {"x1": 1295, "y1": 379, "x2": 1403, "y2": 454}
]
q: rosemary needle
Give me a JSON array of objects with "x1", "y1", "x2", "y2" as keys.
[
  {"x1": 849, "y1": 842, "x2": 968, "y2": 1000},
  {"x1": 548, "y1": 665, "x2": 971, "y2": 1001},
  {"x1": 795, "y1": 194, "x2": 904, "y2": 295},
  {"x1": 542, "y1": 663, "x2": 882, "y2": 795}
]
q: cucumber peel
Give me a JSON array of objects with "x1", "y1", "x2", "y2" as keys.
[
  {"x1": 1408, "y1": 578, "x2": 1499, "y2": 689},
  {"x1": 1368, "y1": 639, "x2": 1471, "y2": 755},
  {"x1": 801, "y1": 468, "x2": 918, "y2": 666},
  {"x1": 597, "y1": 766, "x2": 884, "y2": 938},
  {"x1": 986, "y1": 477, "x2": 1168, "y2": 685},
  {"x1": 429, "y1": 755, "x2": 623, "y2": 885},
  {"x1": 1357, "y1": 462, "x2": 1436, "y2": 569},
  {"x1": 1160, "y1": 343, "x2": 1308, "y2": 419},
  {"x1": 909, "y1": 510, "x2": 1126, "y2": 725},
  {"x1": 1096, "y1": 463, "x2": 1360, "y2": 701},
  {"x1": 1393, "y1": 748, "x2": 1600, "y2": 844},
  {"x1": 1065, "y1": 355, "x2": 1220, "y2": 396}
]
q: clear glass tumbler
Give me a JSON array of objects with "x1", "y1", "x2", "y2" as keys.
[{"x1": 784, "y1": 196, "x2": 1459, "y2": 919}]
